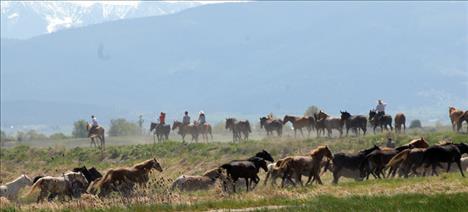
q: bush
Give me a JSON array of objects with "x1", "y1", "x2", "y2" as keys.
[
  {"x1": 109, "y1": 118, "x2": 140, "y2": 137},
  {"x1": 304, "y1": 105, "x2": 321, "y2": 117},
  {"x1": 72, "y1": 120, "x2": 88, "y2": 138},
  {"x1": 49, "y1": 133, "x2": 69, "y2": 140},
  {"x1": 409, "y1": 120, "x2": 422, "y2": 129},
  {"x1": 16, "y1": 130, "x2": 47, "y2": 141}
]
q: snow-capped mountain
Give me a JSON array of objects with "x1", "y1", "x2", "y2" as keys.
[{"x1": 0, "y1": 1, "x2": 204, "y2": 39}]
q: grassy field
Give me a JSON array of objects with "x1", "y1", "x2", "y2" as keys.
[{"x1": 0, "y1": 130, "x2": 467, "y2": 211}]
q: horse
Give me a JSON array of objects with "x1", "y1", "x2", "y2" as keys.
[
  {"x1": 150, "y1": 122, "x2": 171, "y2": 142},
  {"x1": 362, "y1": 138, "x2": 429, "y2": 179},
  {"x1": 170, "y1": 168, "x2": 226, "y2": 191},
  {"x1": 340, "y1": 111, "x2": 367, "y2": 136},
  {"x1": 172, "y1": 121, "x2": 199, "y2": 142},
  {"x1": 282, "y1": 115, "x2": 314, "y2": 137},
  {"x1": 260, "y1": 116, "x2": 283, "y2": 137},
  {"x1": 89, "y1": 158, "x2": 163, "y2": 197},
  {"x1": 0, "y1": 175, "x2": 32, "y2": 201},
  {"x1": 394, "y1": 113, "x2": 406, "y2": 134},
  {"x1": 194, "y1": 121, "x2": 213, "y2": 142},
  {"x1": 278, "y1": 146, "x2": 333, "y2": 187},
  {"x1": 220, "y1": 157, "x2": 268, "y2": 192},
  {"x1": 86, "y1": 124, "x2": 105, "y2": 150},
  {"x1": 449, "y1": 107, "x2": 465, "y2": 132},
  {"x1": 461, "y1": 111, "x2": 468, "y2": 133},
  {"x1": 27, "y1": 172, "x2": 88, "y2": 203},
  {"x1": 422, "y1": 143, "x2": 468, "y2": 177},
  {"x1": 72, "y1": 166, "x2": 102, "y2": 184},
  {"x1": 315, "y1": 111, "x2": 343, "y2": 137},
  {"x1": 331, "y1": 145, "x2": 380, "y2": 184},
  {"x1": 225, "y1": 118, "x2": 251, "y2": 142},
  {"x1": 369, "y1": 110, "x2": 393, "y2": 133}
]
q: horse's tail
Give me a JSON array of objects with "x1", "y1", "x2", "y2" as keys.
[
  {"x1": 25, "y1": 178, "x2": 43, "y2": 196},
  {"x1": 386, "y1": 149, "x2": 411, "y2": 168},
  {"x1": 246, "y1": 121, "x2": 252, "y2": 133}
]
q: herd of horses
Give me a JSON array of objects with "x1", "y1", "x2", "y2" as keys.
[
  {"x1": 84, "y1": 106, "x2": 468, "y2": 150},
  {"x1": 1, "y1": 137, "x2": 467, "y2": 203}
]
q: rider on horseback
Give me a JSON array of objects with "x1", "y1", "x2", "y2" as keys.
[
  {"x1": 375, "y1": 100, "x2": 386, "y2": 116},
  {"x1": 158, "y1": 112, "x2": 166, "y2": 128},
  {"x1": 89, "y1": 115, "x2": 99, "y2": 137},
  {"x1": 183, "y1": 111, "x2": 191, "y2": 126},
  {"x1": 198, "y1": 111, "x2": 206, "y2": 125}
]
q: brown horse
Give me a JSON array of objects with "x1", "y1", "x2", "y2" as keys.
[
  {"x1": 315, "y1": 111, "x2": 343, "y2": 137},
  {"x1": 89, "y1": 158, "x2": 162, "y2": 197},
  {"x1": 225, "y1": 118, "x2": 251, "y2": 142},
  {"x1": 279, "y1": 145, "x2": 333, "y2": 187},
  {"x1": 449, "y1": 107, "x2": 464, "y2": 132},
  {"x1": 364, "y1": 138, "x2": 429, "y2": 179},
  {"x1": 194, "y1": 121, "x2": 213, "y2": 142},
  {"x1": 282, "y1": 115, "x2": 314, "y2": 138},
  {"x1": 172, "y1": 121, "x2": 199, "y2": 142},
  {"x1": 86, "y1": 124, "x2": 105, "y2": 150},
  {"x1": 394, "y1": 113, "x2": 406, "y2": 134}
]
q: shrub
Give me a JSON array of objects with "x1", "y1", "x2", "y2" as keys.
[
  {"x1": 49, "y1": 132, "x2": 69, "y2": 140},
  {"x1": 72, "y1": 120, "x2": 88, "y2": 138},
  {"x1": 109, "y1": 118, "x2": 140, "y2": 136},
  {"x1": 304, "y1": 105, "x2": 321, "y2": 117},
  {"x1": 409, "y1": 120, "x2": 422, "y2": 129},
  {"x1": 16, "y1": 130, "x2": 47, "y2": 141}
]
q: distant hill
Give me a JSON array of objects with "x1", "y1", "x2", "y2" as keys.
[
  {"x1": 1, "y1": 1, "x2": 467, "y2": 129},
  {"x1": 0, "y1": 1, "x2": 203, "y2": 39}
]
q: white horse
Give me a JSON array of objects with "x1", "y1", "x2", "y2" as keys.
[
  {"x1": 27, "y1": 172, "x2": 88, "y2": 202},
  {"x1": 0, "y1": 174, "x2": 33, "y2": 201},
  {"x1": 170, "y1": 168, "x2": 226, "y2": 191}
]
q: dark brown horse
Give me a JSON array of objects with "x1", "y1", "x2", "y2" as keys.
[
  {"x1": 89, "y1": 158, "x2": 163, "y2": 197},
  {"x1": 150, "y1": 122, "x2": 171, "y2": 143},
  {"x1": 340, "y1": 111, "x2": 367, "y2": 136},
  {"x1": 260, "y1": 116, "x2": 283, "y2": 137},
  {"x1": 172, "y1": 121, "x2": 199, "y2": 142},
  {"x1": 394, "y1": 113, "x2": 406, "y2": 134},
  {"x1": 86, "y1": 124, "x2": 105, "y2": 149},
  {"x1": 283, "y1": 115, "x2": 314, "y2": 138},
  {"x1": 369, "y1": 110, "x2": 393, "y2": 133},
  {"x1": 225, "y1": 118, "x2": 251, "y2": 142},
  {"x1": 315, "y1": 111, "x2": 343, "y2": 137},
  {"x1": 422, "y1": 143, "x2": 468, "y2": 177}
]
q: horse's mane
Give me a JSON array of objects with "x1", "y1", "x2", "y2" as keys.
[
  {"x1": 133, "y1": 159, "x2": 154, "y2": 170},
  {"x1": 310, "y1": 145, "x2": 328, "y2": 157}
]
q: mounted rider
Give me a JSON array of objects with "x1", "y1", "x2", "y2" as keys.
[
  {"x1": 183, "y1": 111, "x2": 191, "y2": 126},
  {"x1": 89, "y1": 115, "x2": 99, "y2": 137},
  {"x1": 158, "y1": 112, "x2": 166, "y2": 129},
  {"x1": 198, "y1": 111, "x2": 206, "y2": 125},
  {"x1": 375, "y1": 99, "x2": 386, "y2": 117}
]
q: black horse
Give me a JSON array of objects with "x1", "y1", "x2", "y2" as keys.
[
  {"x1": 72, "y1": 166, "x2": 103, "y2": 183},
  {"x1": 150, "y1": 122, "x2": 171, "y2": 142},
  {"x1": 221, "y1": 157, "x2": 268, "y2": 192},
  {"x1": 340, "y1": 111, "x2": 367, "y2": 136},
  {"x1": 331, "y1": 145, "x2": 380, "y2": 184},
  {"x1": 422, "y1": 143, "x2": 468, "y2": 177},
  {"x1": 369, "y1": 110, "x2": 393, "y2": 133},
  {"x1": 259, "y1": 117, "x2": 283, "y2": 137}
]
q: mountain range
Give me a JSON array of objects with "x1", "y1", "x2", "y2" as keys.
[
  {"x1": 1, "y1": 1, "x2": 204, "y2": 39},
  {"x1": 1, "y1": 1, "x2": 467, "y2": 132}
]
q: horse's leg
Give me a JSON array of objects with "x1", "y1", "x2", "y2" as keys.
[
  {"x1": 432, "y1": 163, "x2": 438, "y2": 176},
  {"x1": 446, "y1": 162, "x2": 452, "y2": 173},
  {"x1": 245, "y1": 178, "x2": 249, "y2": 192},
  {"x1": 455, "y1": 160, "x2": 465, "y2": 177},
  {"x1": 346, "y1": 127, "x2": 349, "y2": 136},
  {"x1": 300, "y1": 128, "x2": 304, "y2": 137}
]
